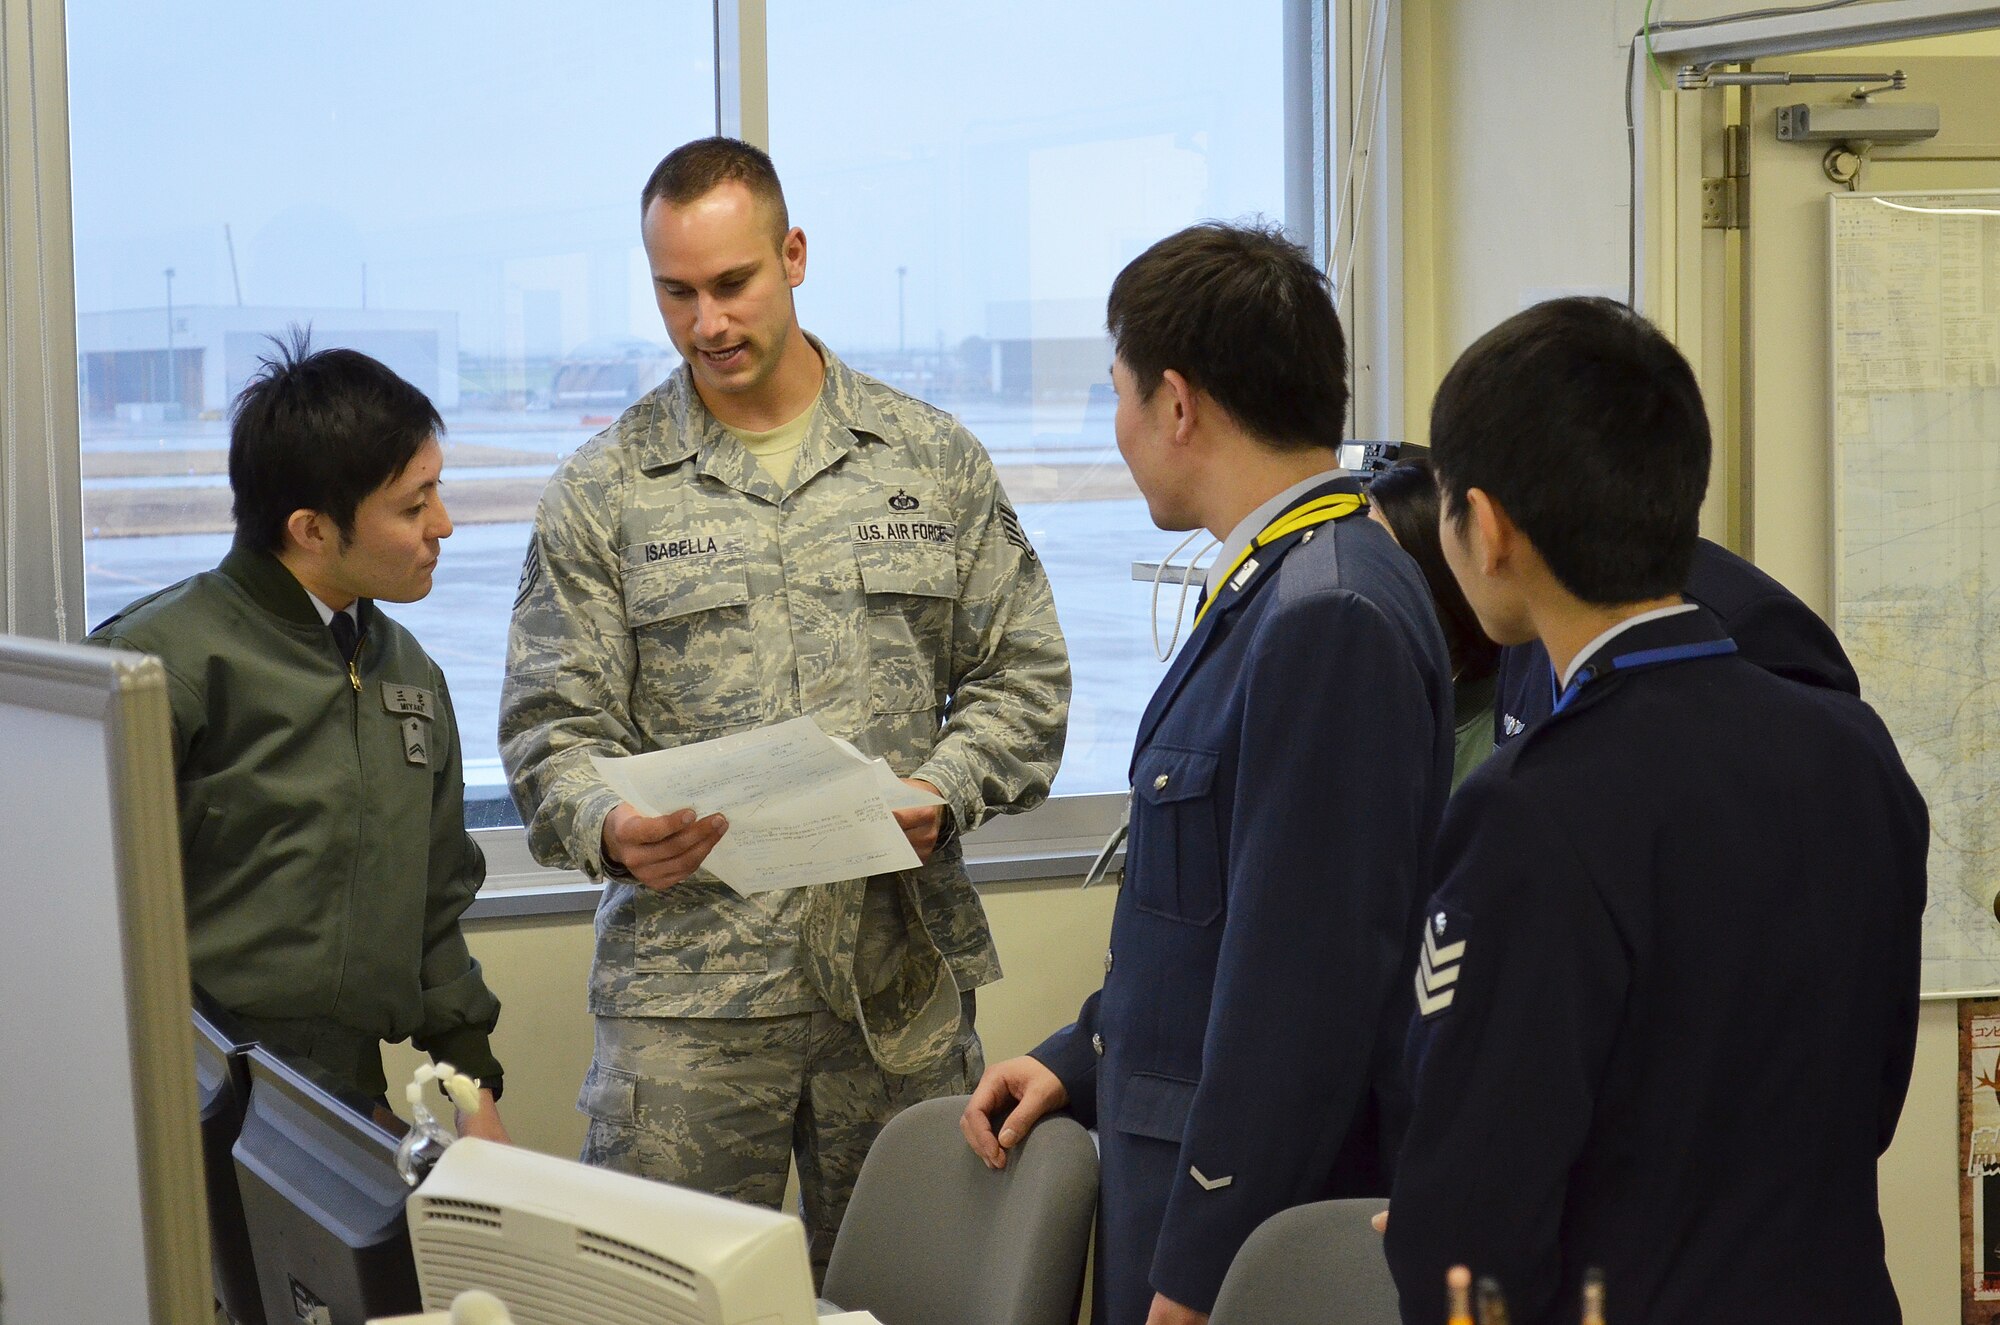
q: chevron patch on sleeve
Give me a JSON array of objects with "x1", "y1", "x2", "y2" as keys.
[
  {"x1": 1415, "y1": 906, "x2": 1468, "y2": 1018},
  {"x1": 997, "y1": 502, "x2": 1038, "y2": 562},
  {"x1": 514, "y1": 534, "x2": 543, "y2": 609}
]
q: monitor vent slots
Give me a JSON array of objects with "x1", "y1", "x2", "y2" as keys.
[
  {"x1": 577, "y1": 1230, "x2": 702, "y2": 1295},
  {"x1": 413, "y1": 1196, "x2": 505, "y2": 1231},
  {"x1": 420, "y1": 1245, "x2": 704, "y2": 1325}
]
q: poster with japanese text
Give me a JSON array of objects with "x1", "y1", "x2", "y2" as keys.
[{"x1": 1962, "y1": 999, "x2": 2000, "y2": 1322}]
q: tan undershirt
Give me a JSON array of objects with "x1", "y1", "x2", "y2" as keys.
[
  {"x1": 724, "y1": 397, "x2": 899, "y2": 992},
  {"x1": 724, "y1": 402, "x2": 819, "y2": 488}
]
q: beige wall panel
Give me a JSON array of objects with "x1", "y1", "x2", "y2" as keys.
[{"x1": 385, "y1": 877, "x2": 1121, "y2": 1161}]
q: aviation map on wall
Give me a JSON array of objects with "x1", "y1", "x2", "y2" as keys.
[{"x1": 1831, "y1": 189, "x2": 2000, "y2": 996}]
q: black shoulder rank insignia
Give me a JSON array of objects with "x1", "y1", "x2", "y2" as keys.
[
  {"x1": 889, "y1": 488, "x2": 920, "y2": 512},
  {"x1": 1415, "y1": 907, "x2": 1466, "y2": 1017},
  {"x1": 515, "y1": 535, "x2": 543, "y2": 609},
  {"x1": 998, "y1": 503, "x2": 1038, "y2": 562}
]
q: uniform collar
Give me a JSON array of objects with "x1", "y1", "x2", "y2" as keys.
[
  {"x1": 1204, "y1": 463, "x2": 1350, "y2": 599},
  {"x1": 1131, "y1": 473, "x2": 1367, "y2": 760},
  {"x1": 217, "y1": 540, "x2": 376, "y2": 635},
  {"x1": 1551, "y1": 603, "x2": 1735, "y2": 715},
  {"x1": 636, "y1": 333, "x2": 897, "y2": 503},
  {"x1": 1558, "y1": 603, "x2": 1699, "y2": 689},
  {"x1": 1201, "y1": 472, "x2": 1366, "y2": 617}
]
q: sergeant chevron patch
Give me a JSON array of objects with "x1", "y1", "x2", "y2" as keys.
[
  {"x1": 1190, "y1": 1166, "x2": 1234, "y2": 1191},
  {"x1": 1415, "y1": 907, "x2": 1467, "y2": 1017},
  {"x1": 997, "y1": 502, "x2": 1038, "y2": 562}
]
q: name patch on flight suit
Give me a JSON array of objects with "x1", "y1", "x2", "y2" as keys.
[
  {"x1": 1415, "y1": 906, "x2": 1468, "y2": 1018},
  {"x1": 850, "y1": 519, "x2": 958, "y2": 547},
  {"x1": 641, "y1": 534, "x2": 727, "y2": 563},
  {"x1": 381, "y1": 682, "x2": 436, "y2": 720}
]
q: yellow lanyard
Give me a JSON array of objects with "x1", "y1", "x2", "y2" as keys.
[{"x1": 1193, "y1": 492, "x2": 1368, "y2": 628}]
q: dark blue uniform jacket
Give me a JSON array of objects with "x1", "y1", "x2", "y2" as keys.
[
  {"x1": 1032, "y1": 477, "x2": 1453, "y2": 1323},
  {"x1": 1492, "y1": 538, "x2": 1859, "y2": 746},
  {"x1": 1387, "y1": 607, "x2": 1926, "y2": 1325}
]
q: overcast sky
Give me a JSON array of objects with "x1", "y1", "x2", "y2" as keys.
[{"x1": 68, "y1": 1, "x2": 1284, "y2": 356}]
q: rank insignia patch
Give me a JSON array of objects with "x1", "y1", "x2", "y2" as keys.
[
  {"x1": 515, "y1": 535, "x2": 542, "y2": 609},
  {"x1": 1415, "y1": 907, "x2": 1467, "y2": 1017},
  {"x1": 997, "y1": 502, "x2": 1038, "y2": 562},
  {"x1": 402, "y1": 716, "x2": 430, "y2": 768}
]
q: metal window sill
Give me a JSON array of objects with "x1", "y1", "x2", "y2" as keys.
[{"x1": 464, "y1": 796, "x2": 1126, "y2": 921}]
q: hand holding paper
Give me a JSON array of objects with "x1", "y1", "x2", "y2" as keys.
[
  {"x1": 892, "y1": 779, "x2": 947, "y2": 863},
  {"x1": 590, "y1": 717, "x2": 945, "y2": 895},
  {"x1": 601, "y1": 804, "x2": 729, "y2": 891}
]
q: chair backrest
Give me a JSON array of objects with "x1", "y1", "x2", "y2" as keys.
[
  {"x1": 822, "y1": 1094, "x2": 1098, "y2": 1325},
  {"x1": 1208, "y1": 1198, "x2": 1400, "y2": 1325}
]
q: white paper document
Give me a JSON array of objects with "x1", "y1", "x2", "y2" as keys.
[{"x1": 590, "y1": 717, "x2": 943, "y2": 895}]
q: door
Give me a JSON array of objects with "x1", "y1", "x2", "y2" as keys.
[{"x1": 1741, "y1": 48, "x2": 2000, "y2": 606}]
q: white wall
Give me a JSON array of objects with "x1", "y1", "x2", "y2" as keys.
[{"x1": 1400, "y1": 0, "x2": 1761, "y2": 437}]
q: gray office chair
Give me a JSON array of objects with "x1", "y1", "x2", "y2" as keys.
[
  {"x1": 1207, "y1": 1198, "x2": 1400, "y2": 1325},
  {"x1": 822, "y1": 1094, "x2": 1098, "y2": 1325}
]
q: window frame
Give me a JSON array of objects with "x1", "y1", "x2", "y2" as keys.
[{"x1": 4, "y1": 0, "x2": 1393, "y2": 908}]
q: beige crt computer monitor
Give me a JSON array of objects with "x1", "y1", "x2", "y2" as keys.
[
  {"x1": 408, "y1": 1138, "x2": 818, "y2": 1325},
  {"x1": 0, "y1": 636, "x2": 210, "y2": 1324}
]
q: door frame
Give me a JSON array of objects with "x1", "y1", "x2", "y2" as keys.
[{"x1": 1632, "y1": 0, "x2": 2000, "y2": 547}]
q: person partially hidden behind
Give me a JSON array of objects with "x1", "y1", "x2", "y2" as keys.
[
  {"x1": 1384, "y1": 298, "x2": 1925, "y2": 1323},
  {"x1": 89, "y1": 334, "x2": 508, "y2": 1137},
  {"x1": 963, "y1": 223, "x2": 1453, "y2": 1325},
  {"x1": 1365, "y1": 453, "x2": 1501, "y2": 789}
]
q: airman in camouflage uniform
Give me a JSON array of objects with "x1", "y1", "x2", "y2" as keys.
[{"x1": 500, "y1": 137, "x2": 1069, "y2": 1271}]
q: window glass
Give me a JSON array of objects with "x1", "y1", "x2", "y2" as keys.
[
  {"x1": 70, "y1": 2, "x2": 715, "y2": 818},
  {"x1": 768, "y1": 0, "x2": 1288, "y2": 793}
]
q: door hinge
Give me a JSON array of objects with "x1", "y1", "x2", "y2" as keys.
[{"x1": 1703, "y1": 123, "x2": 1749, "y2": 231}]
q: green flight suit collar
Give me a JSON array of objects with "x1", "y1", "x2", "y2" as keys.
[
  {"x1": 640, "y1": 334, "x2": 898, "y2": 504},
  {"x1": 217, "y1": 539, "x2": 377, "y2": 636}
]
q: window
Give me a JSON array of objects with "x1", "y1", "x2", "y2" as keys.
[
  {"x1": 62, "y1": 1, "x2": 1324, "y2": 867},
  {"x1": 69, "y1": 1, "x2": 715, "y2": 821},
  {"x1": 768, "y1": 0, "x2": 1290, "y2": 794}
]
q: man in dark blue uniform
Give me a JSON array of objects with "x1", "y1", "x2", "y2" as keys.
[
  {"x1": 1385, "y1": 298, "x2": 1927, "y2": 1323},
  {"x1": 960, "y1": 223, "x2": 1453, "y2": 1325},
  {"x1": 1492, "y1": 537, "x2": 1858, "y2": 744}
]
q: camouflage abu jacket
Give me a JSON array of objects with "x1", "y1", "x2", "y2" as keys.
[{"x1": 500, "y1": 338, "x2": 1071, "y2": 1025}]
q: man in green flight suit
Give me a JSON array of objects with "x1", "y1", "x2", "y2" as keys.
[
  {"x1": 90, "y1": 336, "x2": 508, "y2": 1137},
  {"x1": 501, "y1": 137, "x2": 1069, "y2": 1270}
]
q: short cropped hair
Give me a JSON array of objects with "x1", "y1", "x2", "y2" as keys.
[
  {"x1": 640, "y1": 136, "x2": 789, "y2": 238},
  {"x1": 228, "y1": 328, "x2": 443, "y2": 553},
  {"x1": 1106, "y1": 221, "x2": 1348, "y2": 451},
  {"x1": 1429, "y1": 297, "x2": 1710, "y2": 606},
  {"x1": 1368, "y1": 455, "x2": 1498, "y2": 683}
]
